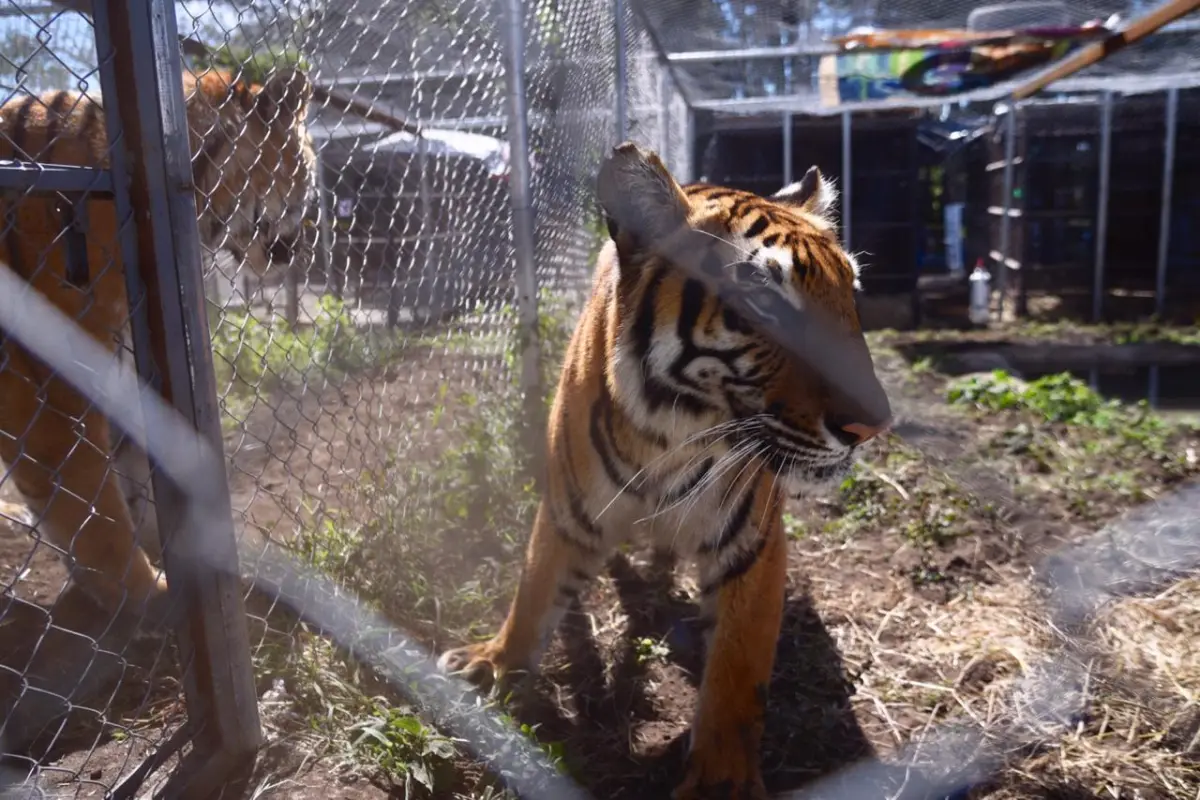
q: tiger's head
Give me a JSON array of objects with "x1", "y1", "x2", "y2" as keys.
[
  {"x1": 598, "y1": 142, "x2": 892, "y2": 486},
  {"x1": 187, "y1": 66, "x2": 317, "y2": 274}
]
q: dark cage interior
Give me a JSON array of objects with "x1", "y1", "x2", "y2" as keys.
[{"x1": 986, "y1": 88, "x2": 1200, "y2": 317}]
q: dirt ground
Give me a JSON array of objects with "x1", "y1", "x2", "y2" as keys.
[{"x1": 2, "y1": 318, "x2": 1198, "y2": 799}]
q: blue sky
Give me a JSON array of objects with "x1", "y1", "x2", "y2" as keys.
[{"x1": 0, "y1": 3, "x2": 241, "y2": 96}]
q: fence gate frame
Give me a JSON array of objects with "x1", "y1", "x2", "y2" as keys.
[{"x1": 0, "y1": 1, "x2": 261, "y2": 796}]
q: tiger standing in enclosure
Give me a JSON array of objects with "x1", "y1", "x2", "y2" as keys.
[
  {"x1": 440, "y1": 142, "x2": 893, "y2": 798},
  {"x1": 0, "y1": 65, "x2": 316, "y2": 619}
]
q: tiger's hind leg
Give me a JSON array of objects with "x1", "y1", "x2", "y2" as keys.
[
  {"x1": 438, "y1": 501, "x2": 604, "y2": 696},
  {"x1": 674, "y1": 501, "x2": 787, "y2": 800},
  {"x1": 0, "y1": 341, "x2": 169, "y2": 619}
]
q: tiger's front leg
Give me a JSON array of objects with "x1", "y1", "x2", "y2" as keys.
[
  {"x1": 676, "y1": 501, "x2": 787, "y2": 800},
  {"x1": 438, "y1": 500, "x2": 603, "y2": 695}
]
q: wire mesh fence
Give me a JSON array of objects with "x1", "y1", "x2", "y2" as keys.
[
  {"x1": 0, "y1": 0, "x2": 672, "y2": 795},
  {"x1": 0, "y1": 3, "x2": 192, "y2": 794},
  {"x1": 0, "y1": 0, "x2": 1199, "y2": 799}
]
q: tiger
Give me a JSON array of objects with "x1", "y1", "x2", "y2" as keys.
[
  {"x1": 438, "y1": 142, "x2": 892, "y2": 798},
  {"x1": 0, "y1": 65, "x2": 316, "y2": 621}
]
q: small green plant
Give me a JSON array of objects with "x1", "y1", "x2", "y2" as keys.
[
  {"x1": 910, "y1": 356, "x2": 935, "y2": 374},
  {"x1": 782, "y1": 512, "x2": 806, "y2": 541},
  {"x1": 293, "y1": 512, "x2": 363, "y2": 585},
  {"x1": 210, "y1": 294, "x2": 400, "y2": 403},
  {"x1": 347, "y1": 704, "x2": 458, "y2": 794},
  {"x1": 823, "y1": 465, "x2": 891, "y2": 537},
  {"x1": 947, "y1": 370, "x2": 1135, "y2": 429},
  {"x1": 511, "y1": 718, "x2": 569, "y2": 776},
  {"x1": 634, "y1": 636, "x2": 670, "y2": 665}
]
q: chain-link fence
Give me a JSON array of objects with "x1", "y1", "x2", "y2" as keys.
[
  {"x1": 1, "y1": 0, "x2": 1199, "y2": 798},
  {"x1": 0, "y1": 0, "x2": 673, "y2": 795}
]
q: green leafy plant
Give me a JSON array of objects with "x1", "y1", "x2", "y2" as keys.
[
  {"x1": 347, "y1": 704, "x2": 458, "y2": 794},
  {"x1": 210, "y1": 294, "x2": 396, "y2": 402},
  {"x1": 634, "y1": 636, "x2": 670, "y2": 665},
  {"x1": 947, "y1": 370, "x2": 1143, "y2": 429}
]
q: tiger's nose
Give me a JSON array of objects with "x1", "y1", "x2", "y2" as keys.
[{"x1": 824, "y1": 416, "x2": 892, "y2": 447}]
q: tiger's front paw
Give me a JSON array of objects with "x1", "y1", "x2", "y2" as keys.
[
  {"x1": 437, "y1": 640, "x2": 530, "y2": 696},
  {"x1": 672, "y1": 743, "x2": 768, "y2": 800}
]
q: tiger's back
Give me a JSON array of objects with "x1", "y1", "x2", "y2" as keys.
[
  {"x1": 440, "y1": 143, "x2": 891, "y2": 798},
  {"x1": 0, "y1": 67, "x2": 315, "y2": 618}
]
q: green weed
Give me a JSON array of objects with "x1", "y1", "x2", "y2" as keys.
[
  {"x1": 347, "y1": 704, "x2": 459, "y2": 795},
  {"x1": 634, "y1": 636, "x2": 670, "y2": 666},
  {"x1": 947, "y1": 370, "x2": 1161, "y2": 431}
]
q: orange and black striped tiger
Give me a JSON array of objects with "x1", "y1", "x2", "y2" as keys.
[
  {"x1": 0, "y1": 67, "x2": 315, "y2": 620},
  {"x1": 439, "y1": 142, "x2": 892, "y2": 798}
]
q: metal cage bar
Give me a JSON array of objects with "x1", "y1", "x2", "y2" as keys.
[
  {"x1": 502, "y1": 0, "x2": 545, "y2": 480},
  {"x1": 94, "y1": 1, "x2": 262, "y2": 796},
  {"x1": 1093, "y1": 90, "x2": 1113, "y2": 322},
  {"x1": 841, "y1": 110, "x2": 852, "y2": 251},
  {"x1": 1155, "y1": 87, "x2": 1179, "y2": 316}
]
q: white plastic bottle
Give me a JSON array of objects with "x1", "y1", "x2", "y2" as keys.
[{"x1": 969, "y1": 258, "x2": 991, "y2": 325}]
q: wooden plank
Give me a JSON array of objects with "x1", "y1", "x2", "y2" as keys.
[{"x1": 1012, "y1": 0, "x2": 1200, "y2": 99}]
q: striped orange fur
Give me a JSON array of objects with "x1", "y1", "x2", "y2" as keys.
[
  {"x1": 440, "y1": 143, "x2": 892, "y2": 798},
  {"x1": 0, "y1": 67, "x2": 315, "y2": 619}
]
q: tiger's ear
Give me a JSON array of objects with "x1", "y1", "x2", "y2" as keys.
[
  {"x1": 772, "y1": 165, "x2": 837, "y2": 220},
  {"x1": 255, "y1": 66, "x2": 313, "y2": 126},
  {"x1": 596, "y1": 142, "x2": 690, "y2": 257}
]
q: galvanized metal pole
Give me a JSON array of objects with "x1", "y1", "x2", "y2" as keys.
[
  {"x1": 418, "y1": 137, "x2": 434, "y2": 319},
  {"x1": 1155, "y1": 87, "x2": 1178, "y2": 317},
  {"x1": 683, "y1": 107, "x2": 695, "y2": 183},
  {"x1": 997, "y1": 103, "x2": 1017, "y2": 313},
  {"x1": 614, "y1": 0, "x2": 628, "y2": 141},
  {"x1": 782, "y1": 54, "x2": 793, "y2": 186},
  {"x1": 1093, "y1": 90, "x2": 1113, "y2": 322},
  {"x1": 783, "y1": 114, "x2": 793, "y2": 185},
  {"x1": 502, "y1": 0, "x2": 544, "y2": 475},
  {"x1": 314, "y1": 155, "x2": 342, "y2": 300},
  {"x1": 658, "y1": 66, "x2": 670, "y2": 163},
  {"x1": 841, "y1": 110, "x2": 852, "y2": 250}
]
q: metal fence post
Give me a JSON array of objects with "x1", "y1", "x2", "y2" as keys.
[
  {"x1": 418, "y1": 138, "x2": 433, "y2": 319},
  {"x1": 783, "y1": 113, "x2": 793, "y2": 186},
  {"x1": 683, "y1": 107, "x2": 695, "y2": 183},
  {"x1": 658, "y1": 67, "x2": 670, "y2": 164},
  {"x1": 997, "y1": 102, "x2": 1017, "y2": 317},
  {"x1": 783, "y1": 52, "x2": 793, "y2": 187},
  {"x1": 1093, "y1": 90, "x2": 1113, "y2": 322},
  {"x1": 614, "y1": 0, "x2": 628, "y2": 142},
  {"x1": 94, "y1": 0, "x2": 261, "y2": 795},
  {"x1": 1155, "y1": 87, "x2": 1178, "y2": 318},
  {"x1": 314, "y1": 151, "x2": 336, "y2": 298},
  {"x1": 841, "y1": 110, "x2": 852, "y2": 250},
  {"x1": 502, "y1": 0, "x2": 545, "y2": 479}
]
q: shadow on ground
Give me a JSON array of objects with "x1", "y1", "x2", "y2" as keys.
[{"x1": 505, "y1": 551, "x2": 876, "y2": 799}]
